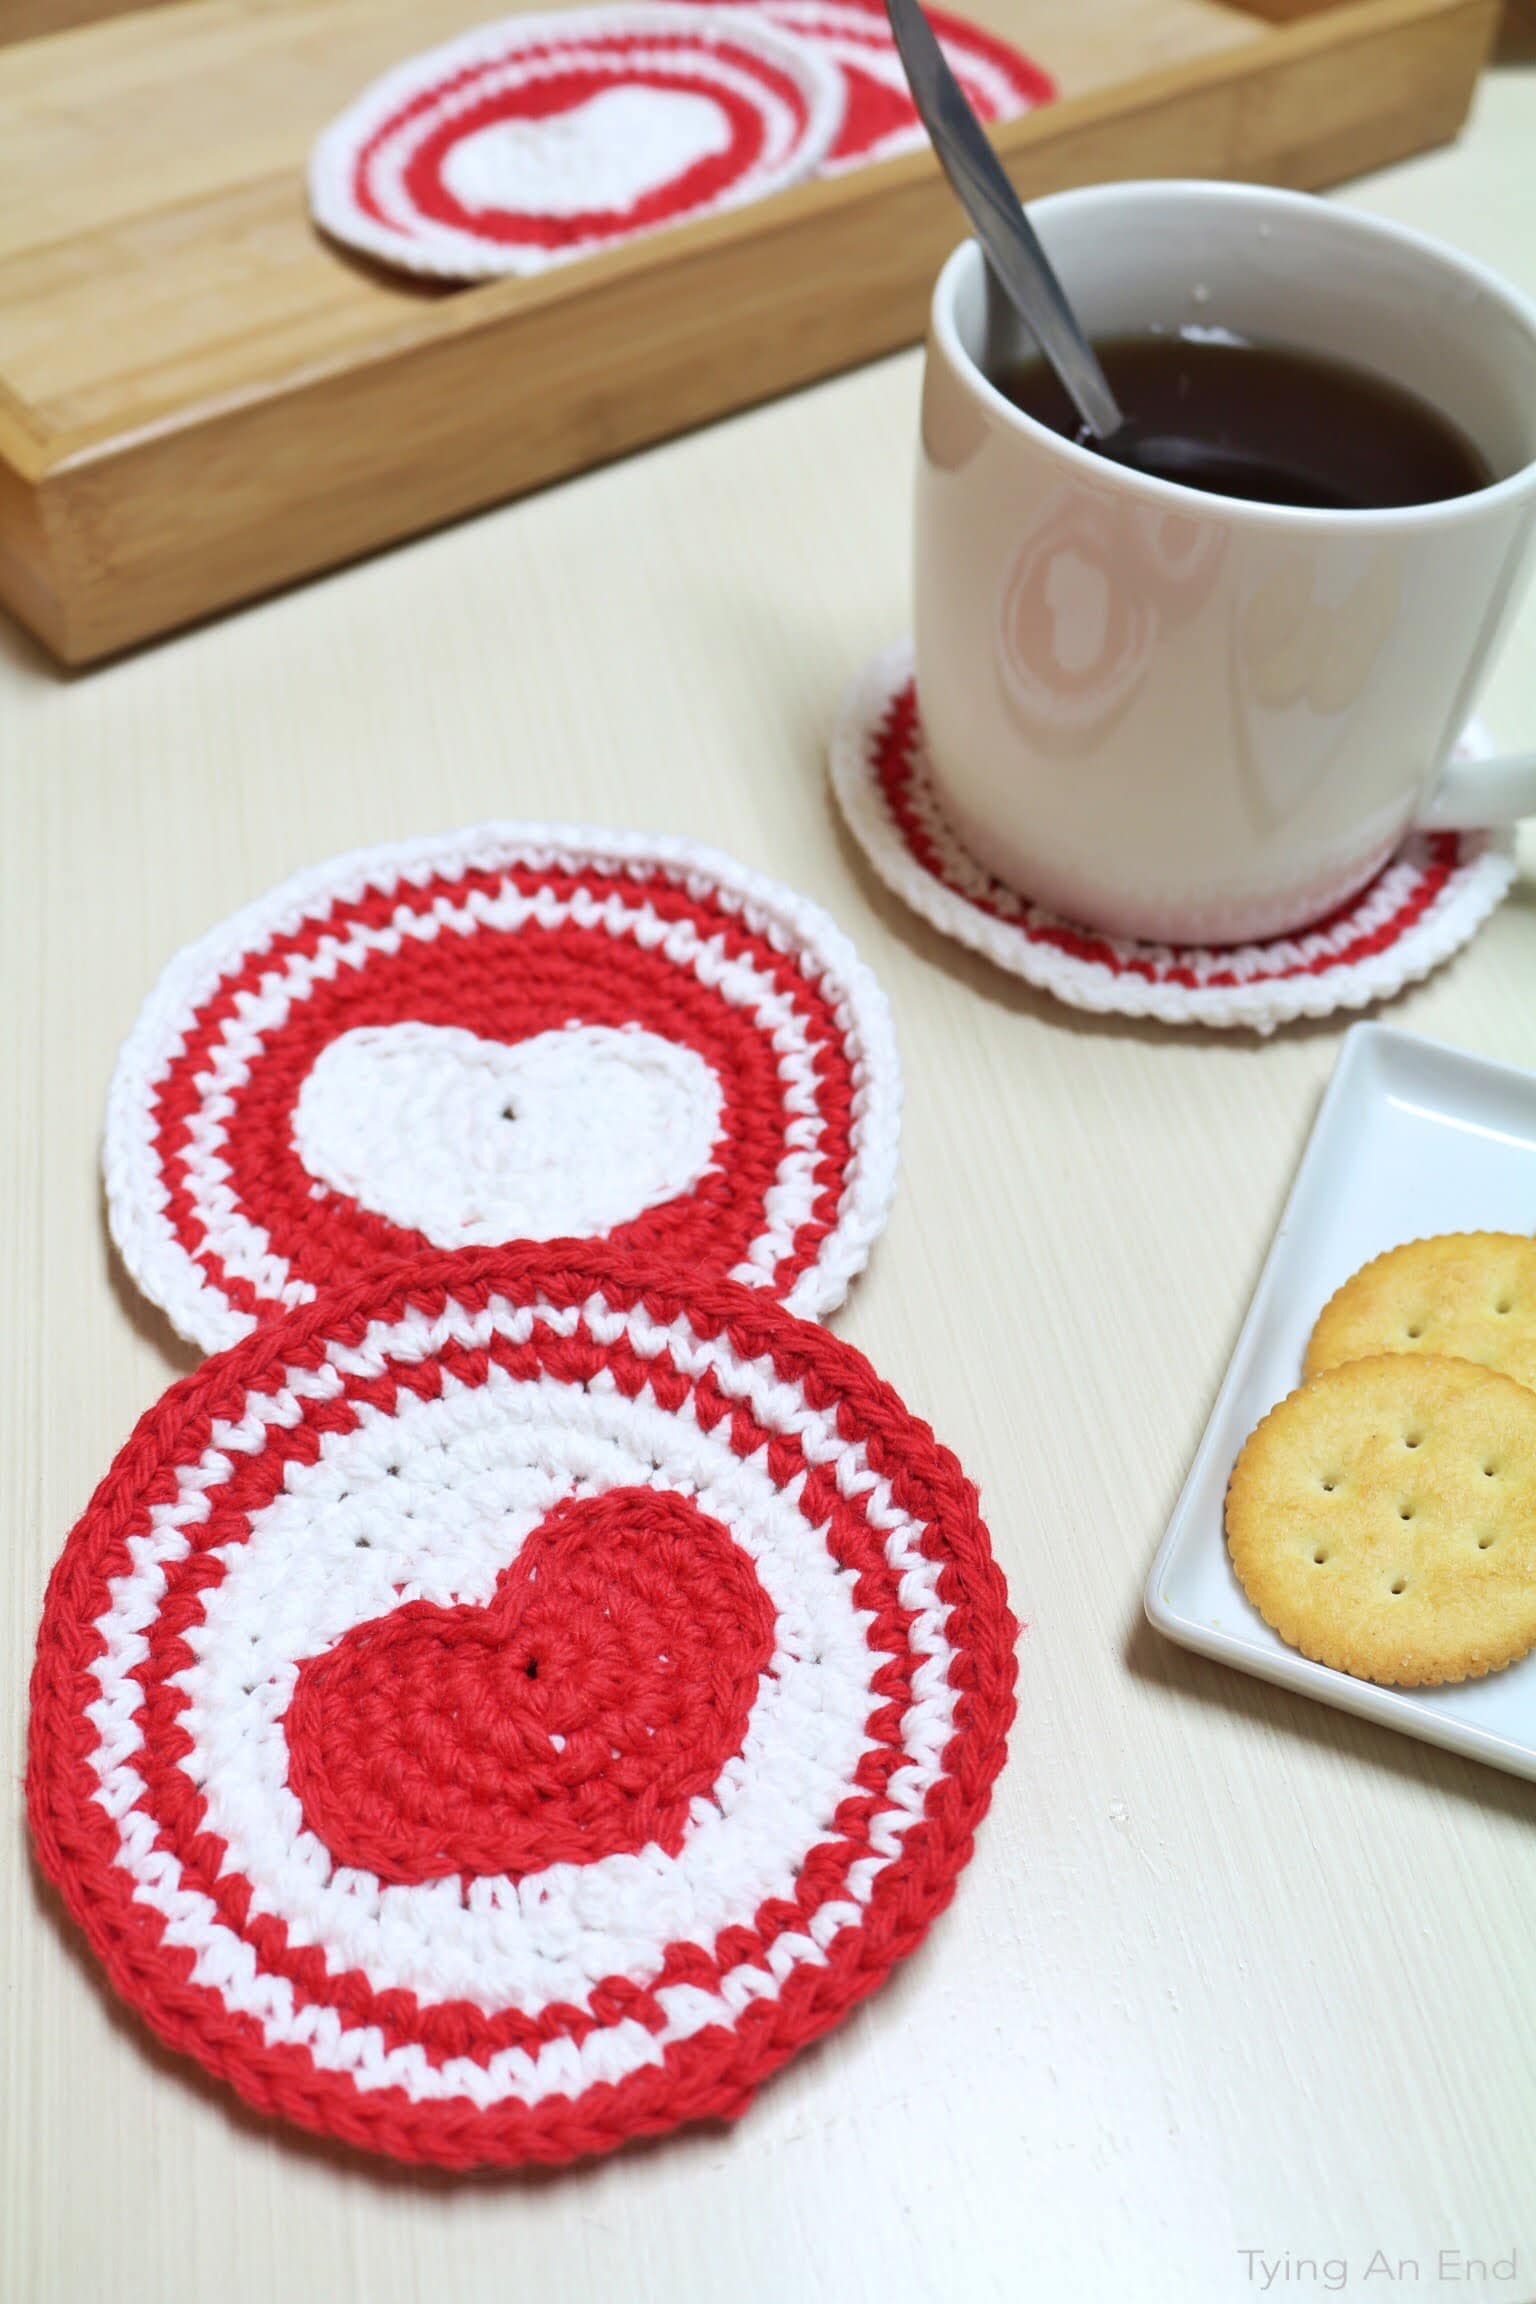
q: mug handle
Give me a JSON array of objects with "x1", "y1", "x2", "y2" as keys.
[{"x1": 1417, "y1": 748, "x2": 1536, "y2": 830}]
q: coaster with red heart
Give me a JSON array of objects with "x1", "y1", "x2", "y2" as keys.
[
  {"x1": 27, "y1": 1243, "x2": 1017, "y2": 2169},
  {"x1": 284, "y1": 1484, "x2": 777, "y2": 1883},
  {"x1": 104, "y1": 820, "x2": 901, "y2": 1352}
]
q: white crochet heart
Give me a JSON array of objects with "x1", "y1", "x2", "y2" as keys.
[
  {"x1": 440, "y1": 84, "x2": 733, "y2": 218},
  {"x1": 293, "y1": 1021, "x2": 723, "y2": 1245},
  {"x1": 307, "y1": 6, "x2": 847, "y2": 281}
]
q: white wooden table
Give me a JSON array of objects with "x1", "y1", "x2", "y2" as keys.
[{"x1": 4, "y1": 71, "x2": 1535, "y2": 2304}]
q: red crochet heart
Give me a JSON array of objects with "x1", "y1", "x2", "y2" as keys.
[{"x1": 284, "y1": 1486, "x2": 776, "y2": 1885}]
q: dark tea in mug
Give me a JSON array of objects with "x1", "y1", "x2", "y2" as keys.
[{"x1": 994, "y1": 332, "x2": 1492, "y2": 511}]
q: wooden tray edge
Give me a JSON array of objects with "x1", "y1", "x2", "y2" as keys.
[{"x1": 5, "y1": 0, "x2": 1499, "y2": 663}]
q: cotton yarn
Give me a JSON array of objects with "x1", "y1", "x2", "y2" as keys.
[{"x1": 28, "y1": 1244, "x2": 1017, "y2": 2168}]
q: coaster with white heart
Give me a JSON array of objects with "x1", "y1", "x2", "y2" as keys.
[
  {"x1": 308, "y1": 4, "x2": 846, "y2": 279},
  {"x1": 105, "y1": 821, "x2": 901, "y2": 1349}
]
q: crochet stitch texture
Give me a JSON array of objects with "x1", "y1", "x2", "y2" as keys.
[
  {"x1": 105, "y1": 821, "x2": 901, "y2": 1352},
  {"x1": 830, "y1": 643, "x2": 1515, "y2": 1033},
  {"x1": 690, "y1": 0, "x2": 1053, "y2": 173},
  {"x1": 28, "y1": 1244, "x2": 1017, "y2": 2169},
  {"x1": 308, "y1": 5, "x2": 845, "y2": 279}
]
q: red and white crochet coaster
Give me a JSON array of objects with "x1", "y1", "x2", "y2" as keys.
[
  {"x1": 28, "y1": 1244, "x2": 1017, "y2": 2169},
  {"x1": 690, "y1": 0, "x2": 1054, "y2": 172},
  {"x1": 105, "y1": 823, "x2": 900, "y2": 1353},
  {"x1": 831, "y1": 645, "x2": 1516, "y2": 1034},
  {"x1": 309, "y1": 4, "x2": 843, "y2": 279}
]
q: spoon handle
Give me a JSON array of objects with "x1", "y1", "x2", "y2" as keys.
[{"x1": 883, "y1": 0, "x2": 1123, "y2": 441}]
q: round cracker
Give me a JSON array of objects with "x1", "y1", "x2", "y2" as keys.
[
  {"x1": 1305, "y1": 1231, "x2": 1536, "y2": 1391},
  {"x1": 1226, "y1": 1353, "x2": 1536, "y2": 1686}
]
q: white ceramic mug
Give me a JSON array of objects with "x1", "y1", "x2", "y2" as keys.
[{"x1": 915, "y1": 181, "x2": 1536, "y2": 945}]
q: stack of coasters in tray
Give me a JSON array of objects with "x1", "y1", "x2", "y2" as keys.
[{"x1": 309, "y1": 0, "x2": 1053, "y2": 278}]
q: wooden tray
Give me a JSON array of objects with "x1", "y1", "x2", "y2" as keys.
[{"x1": 0, "y1": 0, "x2": 1498, "y2": 664}]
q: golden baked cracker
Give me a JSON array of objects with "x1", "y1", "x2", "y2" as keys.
[
  {"x1": 1305, "y1": 1232, "x2": 1536, "y2": 1391},
  {"x1": 1226, "y1": 1354, "x2": 1536, "y2": 1687}
]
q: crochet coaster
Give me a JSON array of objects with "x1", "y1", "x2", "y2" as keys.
[
  {"x1": 27, "y1": 1244, "x2": 1017, "y2": 2169},
  {"x1": 105, "y1": 823, "x2": 900, "y2": 1353},
  {"x1": 831, "y1": 645, "x2": 1516, "y2": 1034},
  {"x1": 309, "y1": 5, "x2": 843, "y2": 279},
  {"x1": 690, "y1": 0, "x2": 1054, "y2": 172}
]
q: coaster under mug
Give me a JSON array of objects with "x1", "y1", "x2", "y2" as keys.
[{"x1": 830, "y1": 644, "x2": 1516, "y2": 1034}]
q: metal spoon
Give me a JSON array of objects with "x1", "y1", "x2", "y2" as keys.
[
  {"x1": 882, "y1": 0, "x2": 1354, "y2": 505},
  {"x1": 882, "y1": 0, "x2": 1124, "y2": 440}
]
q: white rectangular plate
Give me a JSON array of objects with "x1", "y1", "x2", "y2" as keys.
[{"x1": 1145, "y1": 1023, "x2": 1536, "y2": 1780}]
